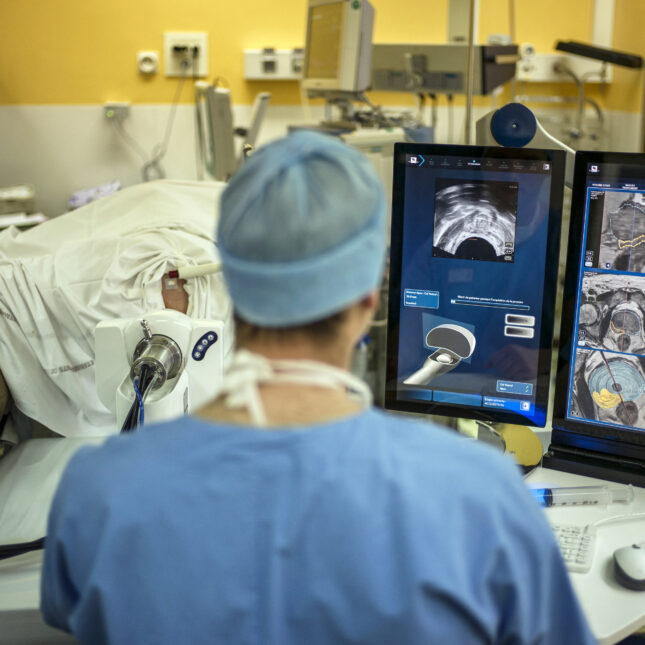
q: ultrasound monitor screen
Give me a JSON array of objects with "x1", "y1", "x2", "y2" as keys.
[
  {"x1": 554, "y1": 152, "x2": 645, "y2": 453},
  {"x1": 385, "y1": 144, "x2": 566, "y2": 427},
  {"x1": 432, "y1": 179, "x2": 519, "y2": 263}
]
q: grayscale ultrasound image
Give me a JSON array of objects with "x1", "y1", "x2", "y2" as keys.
[
  {"x1": 432, "y1": 179, "x2": 518, "y2": 263},
  {"x1": 598, "y1": 191, "x2": 645, "y2": 272},
  {"x1": 578, "y1": 272, "x2": 645, "y2": 355},
  {"x1": 571, "y1": 348, "x2": 645, "y2": 430}
]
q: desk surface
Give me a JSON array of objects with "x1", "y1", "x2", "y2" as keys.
[{"x1": 527, "y1": 465, "x2": 645, "y2": 645}]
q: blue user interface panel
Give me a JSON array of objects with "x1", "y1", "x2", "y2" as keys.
[
  {"x1": 563, "y1": 160, "x2": 645, "y2": 434},
  {"x1": 385, "y1": 144, "x2": 565, "y2": 427}
]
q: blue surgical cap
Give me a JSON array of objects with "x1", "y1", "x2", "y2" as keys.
[{"x1": 217, "y1": 130, "x2": 387, "y2": 327}]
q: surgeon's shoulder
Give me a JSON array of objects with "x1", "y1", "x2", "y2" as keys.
[
  {"x1": 362, "y1": 409, "x2": 548, "y2": 534},
  {"x1": 360, "y1": 407, "x2": 491, "y2": 454},
  {"x1": 55, "y1": 429, "x2": 159, "y2": 501},
  {"x1": 54, "y1": 435, "x2": 125, "y2": 496},
  {"x1": 56, "y1": 417, "x2": 214, "y2": 498},
  {"x1": 361, "y1": 408, "x2": 525, "y2": 486}
]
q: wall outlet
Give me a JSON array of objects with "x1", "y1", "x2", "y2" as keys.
[
  {"x1": 104, "y1": 102, "x2": 130, "y2": 121},
  {"x1": 137, "y1": 50, "x2": 159, "y2": 75},
  {"x1": 164, "y1": 32, "x2": 208, "y2": 77}
]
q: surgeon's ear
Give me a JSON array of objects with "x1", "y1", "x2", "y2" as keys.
[{"x1": 360, "y1": 289, "x2": 379, "y2": 315}]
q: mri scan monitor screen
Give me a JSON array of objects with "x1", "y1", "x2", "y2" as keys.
[
  {"x1": 385, "y1": 143, "x2": 566, "y2": 427},
  {"x1": 550, "y1": 151, "x2": 645, "y2": 485}
]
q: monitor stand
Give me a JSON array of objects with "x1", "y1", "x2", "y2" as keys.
[
  {"x1": 475, "y1": 421, "x2": 506, "y2": 452},
  {"x1": 462, "y1": 419, "x2": 544, "y2": 474}
]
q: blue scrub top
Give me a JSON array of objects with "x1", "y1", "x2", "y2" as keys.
[{"x1": 41, "y1": 408, "x2": 595, "y2": 645}]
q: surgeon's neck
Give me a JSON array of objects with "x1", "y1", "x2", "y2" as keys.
[
  {"x1": 235, "y1": 293, "x2": 377, "y2": 372},
  {"x1": 197, "y1": 295, "x2": 378, "y2": 426},
  {"x1": 240, "y1": 335, "x2": 353, "y2": 371}
]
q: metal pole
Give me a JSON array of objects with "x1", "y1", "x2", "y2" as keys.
[
  {"x1": 641, "y1": 69, "x2": 645, "y2": 152},
  {"x1": 509, "y1": 0, "x2": 517, "y2": 101},
  {"x1": 464, "y1": 0, "x2": 476, "y2": 144}
]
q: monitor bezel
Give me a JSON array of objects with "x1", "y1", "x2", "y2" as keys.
[
  {"x1": 384, "y1": 142, "x2": 566, "y2": 427},
  {"x1": 552, "y1": 150, "x2": 645, "y2": 461}
]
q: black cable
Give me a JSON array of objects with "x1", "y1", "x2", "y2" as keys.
[
  {"x1": 121, "y1": 366, "x2": 146, "y2": 432},
  {"x1": 138, "y1": 364, "x2": 157, "y2": 395},
  {"x1": 120, "y1": 396, "x2": 139, "y2": 433},
  {"x1": 119, "y1": 364, "x2": 160, "y2": 433},
  {"x1": 0, "y1": 537, "x2": 45, "y2": 560}
]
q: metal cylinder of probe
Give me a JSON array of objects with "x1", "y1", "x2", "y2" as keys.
[{"x1": 131, "y1": 334, "x2": 182, "y2": 390}]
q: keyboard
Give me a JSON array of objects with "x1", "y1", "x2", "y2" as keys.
[{"x1": 551, "y1": 522, "x2": 597, "y2": 573}]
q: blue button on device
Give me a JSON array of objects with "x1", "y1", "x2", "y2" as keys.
[{"x1": 192, "y1": 331, "x2": 218, "y2": 361}]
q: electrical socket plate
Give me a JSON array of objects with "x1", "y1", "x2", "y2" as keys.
[
  {"x1": 244, "y1": 49, "x2": 303, "y2": 80},
  {"x1": 104, "y1": 102, "x2": 130, "y2": 121},
  {"x1": 164, "y1": 31, "x2": 208, "y2": 77}
]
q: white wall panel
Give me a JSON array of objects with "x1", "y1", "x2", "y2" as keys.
[{"x1": 0, "y1": 104, "x2": 640, "y2": 217}]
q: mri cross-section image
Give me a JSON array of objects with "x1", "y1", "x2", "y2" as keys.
[
  {"x1": 577, "y1": 272, "x2": 645, "y2": 355},
  {"x1": 571, "y1": 347, "x2": 645, "y2": 430},
  {"x1": 432, "y1": 179, "x2": 518, "y2": 263},
  {"x1": 598, "y1": 190, "x2": 645, "y2": 272}
]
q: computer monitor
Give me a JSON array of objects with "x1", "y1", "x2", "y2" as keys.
[
  {"x1": 548, "y1": 151, "x2": 645, "y2": 486},
  {"x1": 301, "y1": 0, "x2": 374, "y2": 93},
  {"x1": 385, "y1": 143, "x2": 566, "y2": 427}
]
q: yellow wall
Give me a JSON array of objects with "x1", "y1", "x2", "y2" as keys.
[
  {"x1": 0, "y1": 0, "x2": 643, "y2": 110},
  {"x1": 604, "y1": 0, "x2": 645, "y2": 111}
]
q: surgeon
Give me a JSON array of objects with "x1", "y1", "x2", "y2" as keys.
[{"x1": 41, "y1": 131, "x2": 595, "y2": 645}]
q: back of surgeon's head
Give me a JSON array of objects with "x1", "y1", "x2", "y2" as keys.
[{"x1": 217, "y1": 131, "x2": 386, "y2": 335}]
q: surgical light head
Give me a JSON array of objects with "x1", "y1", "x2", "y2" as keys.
[
  {"x1": 217, "y1": 130, "x2": 387, "y2": 327},
  {"x1": 404, "y1": 324, "x2": 476, "y2": 386}
]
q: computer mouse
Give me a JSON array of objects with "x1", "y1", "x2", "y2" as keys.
[{"x1": 613, "y1": 542, "x2": 645, "y2": 591}]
